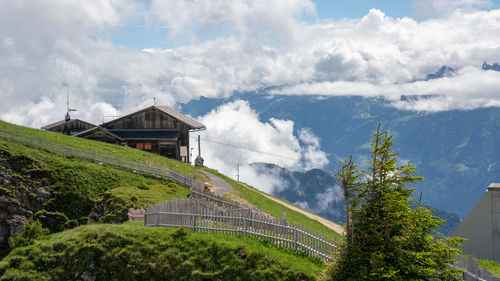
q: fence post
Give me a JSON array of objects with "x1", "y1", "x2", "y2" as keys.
[
  {"x1": 192, "y1": 214, "x2": 196, "y2": 232},
  {"x1": 155, "y1": 205, "x2": 159, "y2": 226},
  {"x1": 243, "y1": 216, "x2": 247, "y2": 235},
  {"x1": 293, "y1": 226, "x2": 298, "y2": 250}
]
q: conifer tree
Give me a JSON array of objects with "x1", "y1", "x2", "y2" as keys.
[{"x1": 324, "y1": 124, "x2": 464, "y2": 281}]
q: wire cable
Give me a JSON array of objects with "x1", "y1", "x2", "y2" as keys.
[{"x1": 200, "y1": 137, "x2": 299, "y2": 161}]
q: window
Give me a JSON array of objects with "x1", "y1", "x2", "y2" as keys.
[
  {"x1": 136, "y1": 143, "x2": 144, "y2": 150},
  {"x1": 144, "y1": 143, "x2": 152, "y2": 150}
]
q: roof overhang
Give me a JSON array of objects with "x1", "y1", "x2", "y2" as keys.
[
  {"x1": 101, "y1": 105, "x2": 206, "y2": 130},
  {"x1": 74, "y1": 126, "x2": 124, "y2": 141}
]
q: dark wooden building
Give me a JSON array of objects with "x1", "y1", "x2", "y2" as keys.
[
  {"x1": 75, "y1": 105, "x2": 205, "y2": 163},
  {"x1": 41, "y1": 115, "x2": 96, "y2": 136}
]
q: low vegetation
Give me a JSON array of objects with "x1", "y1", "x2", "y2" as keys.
[
  {"x1": 0, "y1": 223, "x2": 322, "y2": 280},
  {"x1": 0, "y1": 119, "x2": 347, "y2": 278},
  {"x1": 477, "y1": 258, "x2": 500, "y2": 277},
  {"x1": 201, "y1": 168, "x2": 342, "y2": 240},
  {"x1": 89, "y1": 183, "x2": 190, "y2": 223},
  {"x1": 0, "y1": 138, "x2": 189, "y2": 244},
  {"x1": 0, "y1": 120, "x2": 200, "y2": 178},
  {"x1": 1, "y1": 120, "x2": 343, "y2": 239}
]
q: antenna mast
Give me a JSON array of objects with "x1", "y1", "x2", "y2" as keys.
[{"x1": 65, "y1": 87, "x2": 77, "y2": 122}]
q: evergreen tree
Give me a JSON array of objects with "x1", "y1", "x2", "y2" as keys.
[{"x1": 324, "y1": 124, "x2": 464, "y2": 281}]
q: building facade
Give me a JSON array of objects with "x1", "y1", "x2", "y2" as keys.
[
  {"x1": 75, "y1": 105, "x2": 205, "y2": 163},
  {"x1": 453, "y1": 183, "x2": 500, "y2": 262},
  {"x1": 41, "y1": 115, "x2": 96, "y2": 136}
]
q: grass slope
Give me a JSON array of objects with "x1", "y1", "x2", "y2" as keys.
[
  {"x1": 0, "y1": 137, "x2": 189, "y2": 232},
  {"x1": 2, "y1": 120, "x2": 343, "y2": 238},
  {"x1": 477, "y1": 258, "x2": 500, "y2": 277},
  {"x1": 0, "y1": 120, "x2": 200, "y2": 179},
  {"x1": 201, "y1": 168, "x2": 342, "y2": 240},
  {"x1": 0, "y1": 222, "x2": 323, "y2": 281}
]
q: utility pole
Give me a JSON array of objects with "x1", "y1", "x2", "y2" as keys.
[
  {"x1": 198, "y1": 135, "x2": 201, "y2": 157},
  {"x1": 236, "y1": 162, "x2": 240, "y2": 182},
  {"x1": 191, "y1": 148, "x2": 196, "y2": 180}
]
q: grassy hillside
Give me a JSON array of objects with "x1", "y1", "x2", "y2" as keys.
[
  {"x1": 1, "y1": 120, "x2": 343, "y2": 237},
  {"x1": 202, "y1": 168, "x2": 342, "y2": 240},
  {"x1": 477, "y1": 258, "x2": 500, "y2": 277},
  {"x1": 0, "y1": 119, "x2": 343, "y2": 278},
  {"x1": 0, "y1": 134, "x2": 189, "y2": 250},
  {"x1": 0, "y1": 120, "x2": 198, "y2": 178},
  {"x1": 0, "y1": 222, "x2": 322, "y2": 280}
]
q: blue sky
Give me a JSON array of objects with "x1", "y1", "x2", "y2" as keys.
[
  {"x1": 111, "y1": 0, "x2": 500, "y2": 49},
  {"x1": 315, "y1": 0, "x2": 414, "y2": 19}
]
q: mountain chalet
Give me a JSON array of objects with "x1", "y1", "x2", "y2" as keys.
[{"x1": 42, "y1": 105, "x2": 205, "y2": 163}]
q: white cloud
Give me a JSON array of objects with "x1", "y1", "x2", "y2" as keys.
[
  {"x1": 293, "y1": 186, "x2": 343, "y2": 216},
  {"x1": 298, "y1": 128, "x2": 329, "y2": 170},
  {"x1": 313, "y1": 186, "x2": 343, "y2": 213},
  {"x1": 150, "y1": 0, "x2": 316, "y2": 43},
  {"x1": 192, "y1": 100, "x2": 329, "y2": 190},
  {"x1": 238, "y1": 164, "x2": 285, "y2": 194},
  {"x1": 1, "y1": 1, "x2": 500, "y2": 129}
]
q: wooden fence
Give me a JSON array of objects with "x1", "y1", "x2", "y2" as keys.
[
  {"x1": 190, "y1": 180, "x2": 244, "y2": 209},
  {"x1": 144, "y1": 197, "x2": 339, "y2": 261},
  {"x1": 0, "y1": 127, "x2": 202, "y2": 188},
  {"x1": 453, "y1": 256, "x2": 500, "y2": 281}
]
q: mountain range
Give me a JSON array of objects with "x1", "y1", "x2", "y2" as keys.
[
  {"x1": 248, "y1": 162, "x2": 460, "y2": 236},
  {"x1": 181, "y1": 66, "x2": 500, "y2": 220}
]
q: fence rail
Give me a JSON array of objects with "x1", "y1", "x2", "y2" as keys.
[
  {"x1": 190, "y1": 181, "x2": 244, "y2": 209},
  {"x1": 453, "y1": 256, "x2": 500, "y2": 281},
  {"x1": 144, "y1": 197, "x2": 339, "y2": 261},
  {"x1": 0, "y1": 127, "x2": 202, "y2": 188}
]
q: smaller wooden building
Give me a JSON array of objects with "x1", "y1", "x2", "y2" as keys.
[
  {"x1": 41, "y1": 114, "x2": 96, "y2": 136},
  {"x1": 75, "y1": 105, "x2": 205, "y2": 163}
]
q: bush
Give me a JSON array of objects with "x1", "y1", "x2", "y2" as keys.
[{"x1": 9, "y1": 220, "x2": 49, "y2": 249}]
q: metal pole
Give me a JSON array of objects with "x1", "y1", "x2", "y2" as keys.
[
  {"x1": 237, "y1": 162, "x2": 240, "y2": 182},
  {"x1": 198, "y1": 135, "x2": 201, "y2": 157}
]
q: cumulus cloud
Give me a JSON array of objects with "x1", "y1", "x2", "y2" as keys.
[
  {"x1": 1, "y1": 1, "x2": 500, "y2": 129},
  {"x1": 192, "y1": 100, "x2": 328, "y2": 190},
  {"x1": 150, "y1": 0, "x2": 316, "y2": 43},
  {"x1": 293, "y1": 186, "x2": 343, "y2": 219}
]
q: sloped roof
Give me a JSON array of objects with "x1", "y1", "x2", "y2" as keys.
[
  {"x1": 41, "y1": 118, "x2": 95, "y2": 130},
  {"x1": 488, "y1": 183, "x2": 500, "y2": 190},
  {"x1": 74, "y1": 126, "x2": 124, "y2": 141},
  {"x1": 41, "y1": 120, "x2": 66, "y2": 130},
  {"x1": 155, "y1": 106, "x2": 205, "y2": 130},
  {"x1": 102, "y1": 105, "x2": 205, "y2": 130}
]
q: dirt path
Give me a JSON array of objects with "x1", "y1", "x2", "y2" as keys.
[
  {"x1": 200, "y1": 170, "x2": 233, "y2": 196},
  {"x1": 257, "y1": 190, "x2": 344, "y2": 235},
  {"x1": 201, "y1": 171, "x2": 344, "y2": 235}
]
